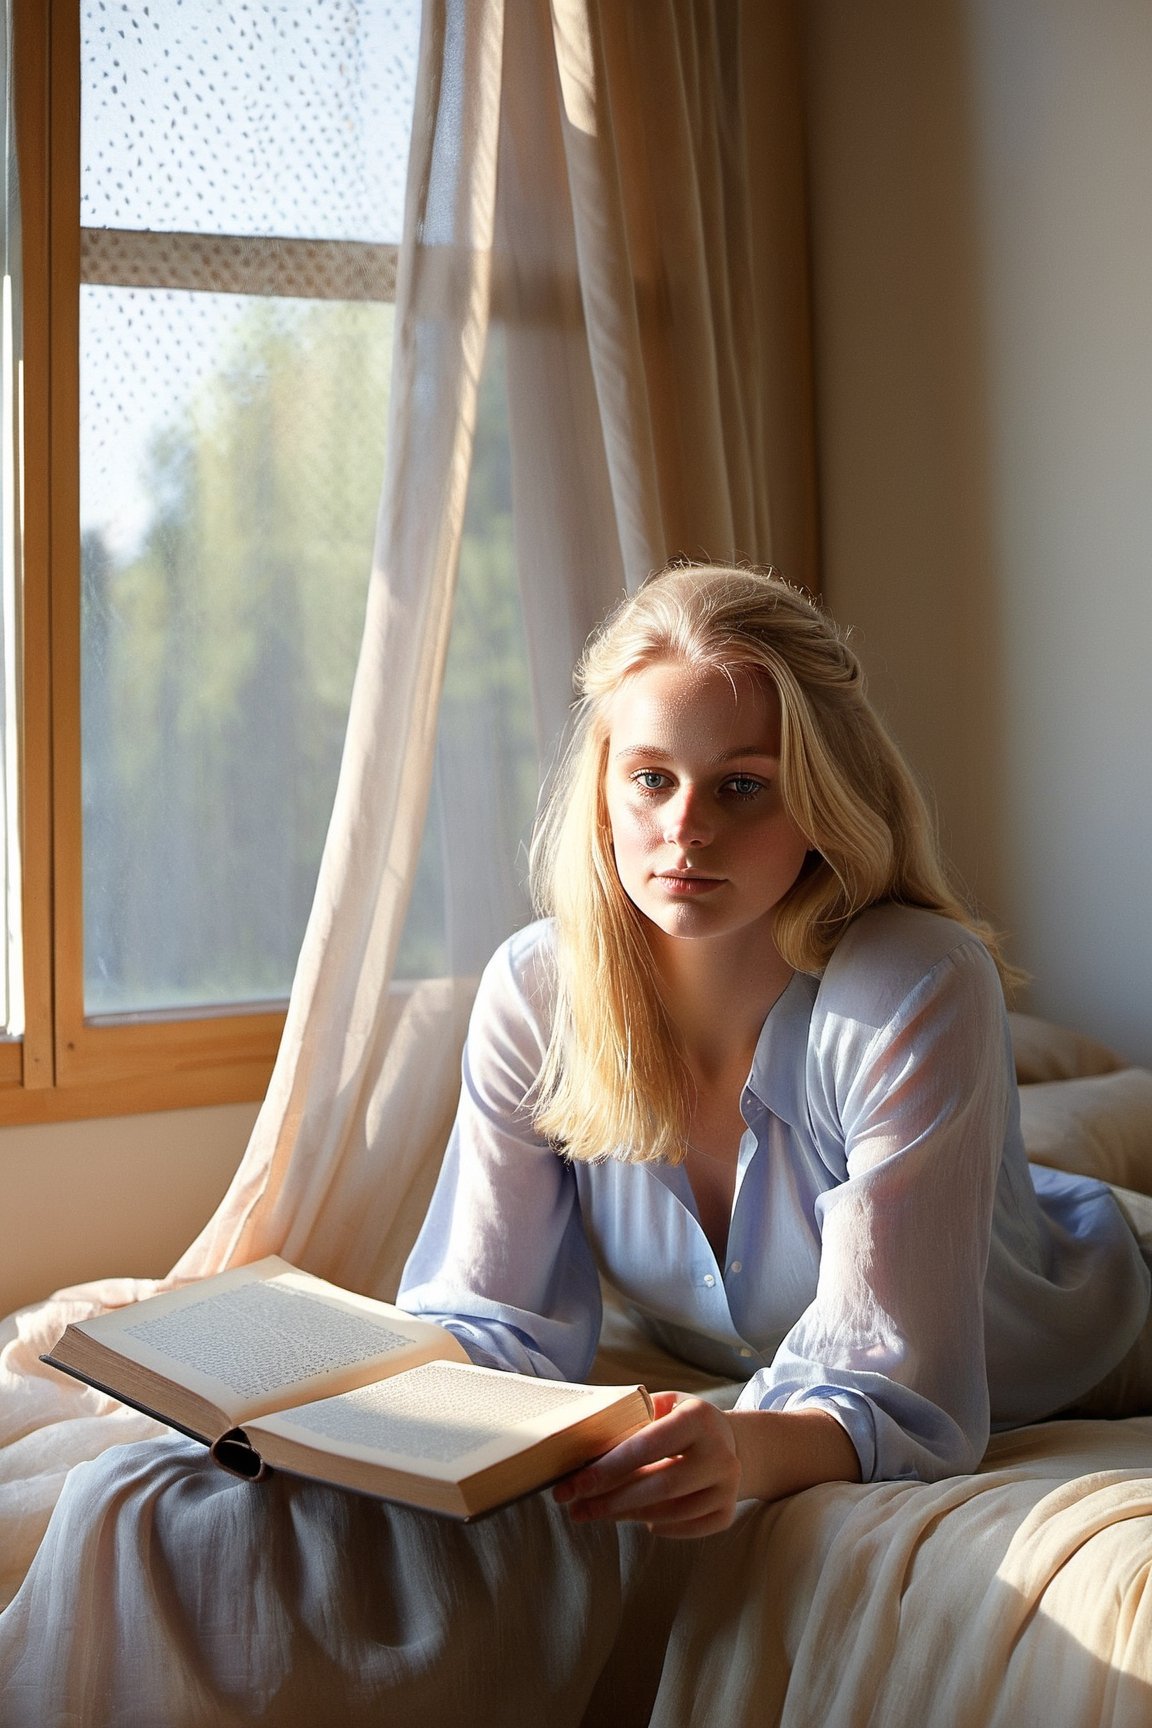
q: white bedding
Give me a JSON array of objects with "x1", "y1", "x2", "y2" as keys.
[{"x1": 2, "y1": 1336, "x2": 1149, "y2": 1727}]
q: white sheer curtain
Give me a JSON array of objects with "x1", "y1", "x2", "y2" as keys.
[
  {"x1": 0, "y1": 0, "x2": 815, "y2": 1608},
  {"x1": 168, "y1": 0, "x2": 817, "y2": 1299},
  {"x1": 502, "y1": 0, "x2": 817, "y2": 749}
]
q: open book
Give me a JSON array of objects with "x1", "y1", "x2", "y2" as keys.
[{"x1": 42, "y1": 1256, "x2": 653, "y2": 1519}]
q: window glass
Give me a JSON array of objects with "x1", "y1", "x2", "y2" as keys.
[
  {"x1": 81, "y1": 0, "x2": 416, "y2": 242},
  {"x1": 79, "y1": 0, "x2": 419, "y2": 1016},
  {"x1": 395, "y1": 330, "x2": 539, "y2": 982},
  {"x1": 1, "y1": 0, "x2": 21, "y2": 1039},
  {"x1": 81, "y1": 289, "x2": 393, "y2": 1013}
]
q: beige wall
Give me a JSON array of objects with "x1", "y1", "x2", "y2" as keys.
[
  {"x1": 0, "y1": 1103, "x2": 257, "y2": 1317},
  {"x1": 802, "y1": 0, "x2": 1152, "y2": 1064}
]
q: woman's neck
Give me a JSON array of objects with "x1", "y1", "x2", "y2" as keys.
[{"x1": 648, "y1": 924, "x2": 794, "y2": 1085}]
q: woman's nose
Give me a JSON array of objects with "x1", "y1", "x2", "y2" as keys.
[{"x1": 663, "y1": 789, "x2": 712, "y2": 848}]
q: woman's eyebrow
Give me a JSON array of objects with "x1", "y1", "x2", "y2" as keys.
[{"x1": 612, "y1": 745, "x2": 781, "y2": 765}]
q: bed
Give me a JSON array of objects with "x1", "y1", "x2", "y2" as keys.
[{"x1": 1, "y1": 1011, "x2": 1150, "y2": 1726}]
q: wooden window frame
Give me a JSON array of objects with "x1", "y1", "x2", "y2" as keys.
[{"x1": 5, "y1": 0, "x2": 397, "y2": 1124}]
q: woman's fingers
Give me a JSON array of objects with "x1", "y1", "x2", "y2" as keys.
[
  {"x1": 553, "y1": 1397, "x2": 704, "y2": 1502},
  {"x1": 553, "y1": 1395, "x2": 741, "y2": 1532},
  {"x1": 555, "y1": 1398, "x2": 697, "y2": 1497}
]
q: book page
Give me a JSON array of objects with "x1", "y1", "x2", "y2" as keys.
[
  {"x1": 254, "y1": 1360, "x2": 641, "y2": 1483},
  {"x1": 73, "y1": 1259, "x2": 467, "y2": 1422},
  {"x1": 122, "y1": 1280, "x2": 419, "y2": 1401},
  {"x1": 272, "y1": 1362, "x2": 600, "y2": 1464}
]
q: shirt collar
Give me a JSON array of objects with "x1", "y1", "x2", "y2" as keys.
[{"x1": 744, "y1": 969, "x2": 819, "y2": 1134}]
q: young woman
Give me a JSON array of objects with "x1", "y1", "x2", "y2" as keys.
[
  {"x1": 399, "y1": 562, "x2": 1152, "y2": 1532},
  {"x1": 4, "y1": 563, "x2": 1149, "y2": 1724}
]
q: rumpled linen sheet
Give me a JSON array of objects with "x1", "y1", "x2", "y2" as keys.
[
  {"x1": 1, "y1": 1391, "x2": 1149, "y2": 1726},
  {"x1": 2, "y1": 1291, "x2": 1151, "y2": 1727}
]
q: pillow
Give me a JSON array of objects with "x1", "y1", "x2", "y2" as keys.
[
  {"x1": 1009, "y1": 1011, "x2": 1126, "y2": 1084},
  {"x1": 1019, "y1": 1067, "x2": 1152, "y2": 1198}
]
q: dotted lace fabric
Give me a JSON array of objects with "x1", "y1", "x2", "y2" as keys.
[
  {"x1": 78, "y1": 2, "x2": 422, "y2": 1014},
  {"x1": 81, "y1": 0, "x2": 418, "y2": 241}
]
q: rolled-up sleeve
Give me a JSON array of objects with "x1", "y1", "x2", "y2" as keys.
[
  {"x1": 398, "y1": 929, "x2": 602, "y2": 1382},
  {"x1": 735, "y1": 937, "x2": 1011, "y2": 1482}
]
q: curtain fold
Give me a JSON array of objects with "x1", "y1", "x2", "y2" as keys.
[
  {"x1": 170, "y1": 0, "x2": 508, "y2": 1293},
  {"x1": 173, "y1": 0, "x2": 818, "y2": 1298},
  {"x1": 503, "y1": 0, "x2": 816, "y2": 748},
  {"x1": 0, "y1": 0, "x2": 816, "y2": 1609}
]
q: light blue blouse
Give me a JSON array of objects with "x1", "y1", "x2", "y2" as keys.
[{"x1": 399, "y1": 904, "x2": 1151, "y2": 1482}]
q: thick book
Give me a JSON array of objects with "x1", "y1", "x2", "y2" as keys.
[{"x1": 42, "y1": 1255, "x2": 653, "y2": 1519}]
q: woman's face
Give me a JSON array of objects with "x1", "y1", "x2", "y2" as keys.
[{"x1": 603, "y1": 658, "x2": 810, "y2": 953}]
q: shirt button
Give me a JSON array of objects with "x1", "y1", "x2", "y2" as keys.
[
  {"x1": 702, "y1": 1273, "x2": 716, "y2": 1288},
  {"x1": 739, "y1": 1347, "x2": 753, "y2": 1359},
  {"x1": 729, "y1": 1261, "x2": 743, "y2": 1274}
]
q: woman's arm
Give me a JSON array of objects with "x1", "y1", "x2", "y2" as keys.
[
  {"x1": 554, "y1": 1394, "x2": 861, "y2": 1538},
  {"x1": 398, "y1": 927, "x2": 603, "y2": 1382},
  {"x1": 734, "y1": 927, "x2": 1013, "y2": 1485}
]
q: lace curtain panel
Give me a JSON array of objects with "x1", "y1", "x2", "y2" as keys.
[{"x1": 171, "y1": 0, "x2": 817, "y2": 1301}]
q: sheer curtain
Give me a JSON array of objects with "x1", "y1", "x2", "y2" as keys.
[
  {"x1": 502, "y1": 0, "x2": 817, "y2": 750},
  {"x1": 0, "y1": 0, "x2": 815, "y2": 1606},
  {"x1": 169, "y1": 0, "x2": 816, "y2": 1295}
]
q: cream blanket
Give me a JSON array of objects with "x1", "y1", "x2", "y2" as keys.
[{"x1": 1, "y1": 1368, "x2": 1149, "y2": 1726}]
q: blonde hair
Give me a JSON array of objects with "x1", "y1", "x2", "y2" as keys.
[{"x1": 530, "y1": 562, "x2": 1012, "y2": 1165}]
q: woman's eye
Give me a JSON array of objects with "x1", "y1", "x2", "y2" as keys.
[
  {"x1": 725, "y1": 775, "x2": 764, "y2": 800},
  {"x1": 631, "y1": 770, "x2": 669, "y2": 793}
]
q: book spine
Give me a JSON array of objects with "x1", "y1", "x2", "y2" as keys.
[{"x1": 209, "y1": 1427, "x2": 269, "y2": 1481}]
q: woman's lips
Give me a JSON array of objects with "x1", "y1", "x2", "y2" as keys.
[{"x1": 654, "y1": 873, "x2": 724, "y2": 896}]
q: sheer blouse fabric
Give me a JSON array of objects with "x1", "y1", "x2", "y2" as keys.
[{"x1": 399, "y1": 905, "x2": 1151, "y2": 1482}]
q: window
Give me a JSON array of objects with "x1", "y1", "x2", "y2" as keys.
[
  {"x1": 6, "y1": 0, "x2": 433, "y2": 1120},
  {"x1": 1, "y1": 2, "x2": 21, "y2": 1053}
]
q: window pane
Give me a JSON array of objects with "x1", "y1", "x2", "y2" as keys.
[
  {"x1": 81, "y1": 0, "x2": 419, "y2": 243},
  {"x1": 1, "y1": 0, "x2": 21, "y2": 1041},
  {"x1": 395, "y1": 331, "x2": 539, "y2": 981},
  {"x1": 78, "y1": 0, "x2": 420, "y2": 1020},
  {"x1": 0, "y1": 273, "x2": 20, "y2": 1039},
  {"x1": 81, "y1": 288, "x2": 392, "y2": 1015}
]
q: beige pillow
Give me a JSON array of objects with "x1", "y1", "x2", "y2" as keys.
[
  {"x1": 1009, "y1": 1010, "x2": 1126, "y2": 1084},
  {"x1": 1019, "y1": 1068, "x2": 1152, "y2": 1198}
]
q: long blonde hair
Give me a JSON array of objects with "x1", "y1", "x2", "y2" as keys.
[{"x1": 530, "y1": 563, "x2": 1011, "y2": 1165}]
